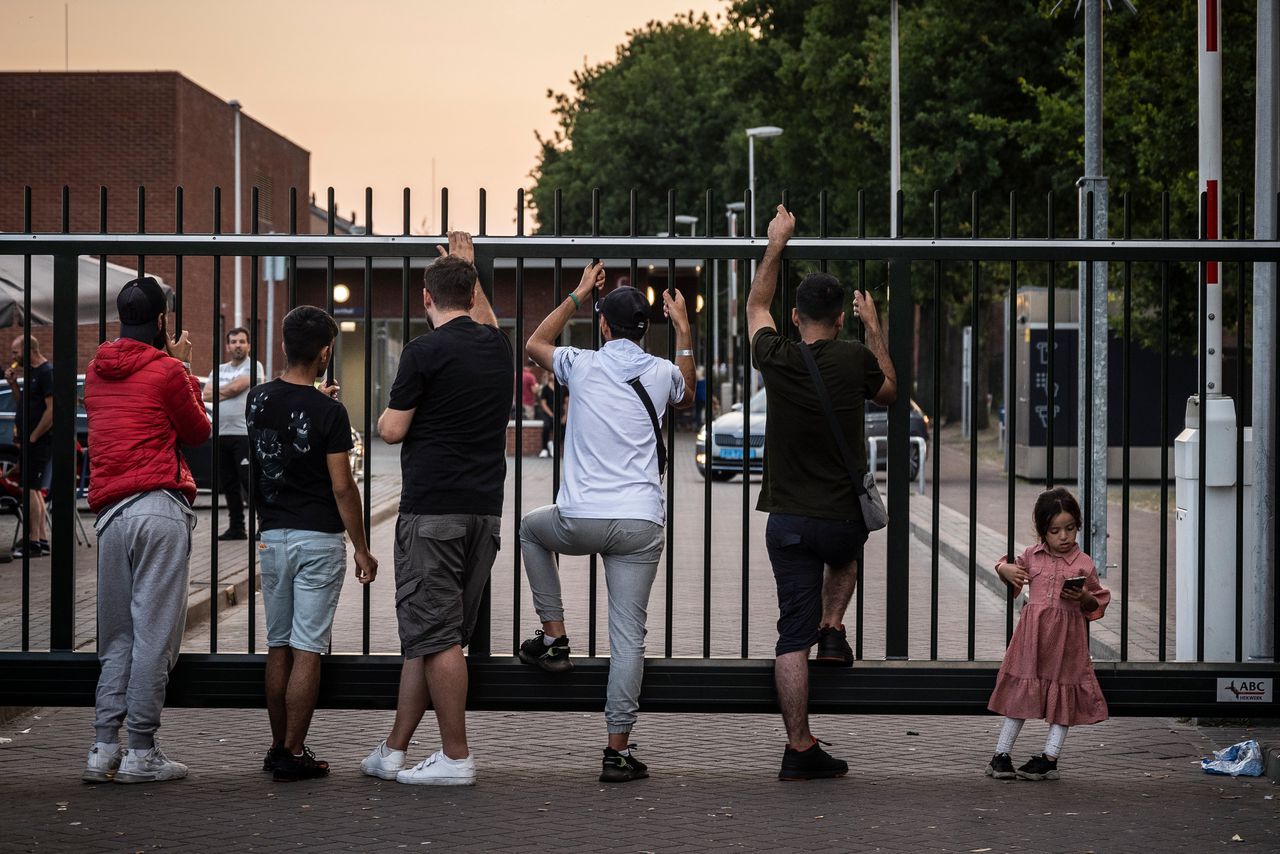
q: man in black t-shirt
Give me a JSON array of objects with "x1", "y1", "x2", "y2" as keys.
[
  {"x1": 247, "y1": 306, "x2": 378, "y2": 783},
  {"x1": 360, "y1": 231, "x2": 510, "y2": 788},
  {"x1": 7, "y1": 335, "x2": 53, "y2": 557},
  {"x1": 748, "y1": 205, "x2": 897, "y2": 782}
]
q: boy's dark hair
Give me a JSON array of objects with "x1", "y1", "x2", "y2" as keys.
[
  {"x1": 424, "y1": 256, "x2": 478, "y2": 311},
  {"x1": 226, "y1": 326, "x2": 250, "y2": 343},
  {"x1": 282, "y1": 306, "x2": 338, "y2": 365},
  {"x1": 1032, "y1": 486, "x2": 1083, "y2": 542},
  {"x1": 795, "y1": 273, "x2": 845, "y2": 324}
]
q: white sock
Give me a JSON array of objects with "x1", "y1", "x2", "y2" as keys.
[
  {"x1": 995, "y1": 717, "x2": 1024, "y2": 754},
  {"x1": 543, "y1": 633, "x2": 559, "y2": 646},
  {"x1": 1044, "y1": 724, "x2": 1068, "y2": 759},
  {"x1": 618, "y1": 748, "x2": 630, "y2": 757}
]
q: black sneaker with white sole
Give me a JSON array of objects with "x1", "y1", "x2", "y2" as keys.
[
  {"x1": 778, "y1": 739, "x2": 849, "y2": 781},
  {"x1": 518, "y1": 630, "x2": 573, "y2": 673},
  {"x1": 985, "y1": 751, "x2": 1015, "y2": 779},
  {"x1": 599, "y1": 746, "x2": 649, "y2": 783},
  {"x1": 1015, "y1": 753, "x2": 1059, "y2": 780}
]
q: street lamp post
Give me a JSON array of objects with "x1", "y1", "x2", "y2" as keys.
[
  {"x1": 725, "y1": 202, "x2": 745, "y2": 405},
  {"x1": 746, "y1": 126, "x2": 784, "y2": 236}
]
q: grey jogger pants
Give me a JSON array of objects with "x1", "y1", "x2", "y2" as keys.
[
  {"x1": 518, "y1": 504, "x2": 664, "y2": 734},
  {"x1": 92, "y1": 491, "x2": 195, "y2": 749}
]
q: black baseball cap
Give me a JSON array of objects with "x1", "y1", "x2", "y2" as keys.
[
  {"x1": 117, "y1": 276, "x2": 168, "y2": 339},
  {"x1": 598, "y1": 285, "x2": 649, "y2": 334}
]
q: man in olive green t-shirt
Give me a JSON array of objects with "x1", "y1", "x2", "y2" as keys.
[{"x1": 747, "y1": 205, "x2": 898, "y2": 781}]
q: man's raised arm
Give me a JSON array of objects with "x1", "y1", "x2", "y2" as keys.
[
  {"x1": 746, "y1": 205, "x2": 795, "y2": 342},
  {"x1": 525, "y1": 262, "x2": 605, "y2": 371},
  {"x1": 435, "y1": 231, "x2": 498, "y2": 328}
]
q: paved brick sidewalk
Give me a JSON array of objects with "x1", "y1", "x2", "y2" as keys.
[{"x1": 0, "y1": 706, "x2": 1276, "y2": 852}]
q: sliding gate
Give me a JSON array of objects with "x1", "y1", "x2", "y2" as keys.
[{"x1": 0, "y1": 186, "x2": 1275, "y2": 717}]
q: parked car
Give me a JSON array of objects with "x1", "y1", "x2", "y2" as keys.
[
  {"x1": 695, "y1": 386, "x2": 930, "y2": 481},
  {"x1": 0, "y1": 376, "x2": 364, "y2": 491}
]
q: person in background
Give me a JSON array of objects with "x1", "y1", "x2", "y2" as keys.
[
  {"x1": 6, "y1": 335, "x2": 52, "y2": 558},
  {"x1": 537, "y1": 369, "x2": 568, "y2": 458},
  {"x1": 203, "y1": 327, "x2": 264, "y2": 541},
  {"x1": 520, "y1": 361, "x2": 539, "y2": 420}
]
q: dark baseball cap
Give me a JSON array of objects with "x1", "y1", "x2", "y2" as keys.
[
  {"x1": 117, "y1": 276, "x2": 168, "y2": 338},
  {"x1": 598, "y1": 285, "x2": 649, "y2": 334}
]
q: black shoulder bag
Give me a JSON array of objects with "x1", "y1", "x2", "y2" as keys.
[
  {"x1": 796, "y1": 342, "x2": 887, "y2": 531},
  {"x1": 626, "y1": 378, "x2": 667, "y2": 480}
]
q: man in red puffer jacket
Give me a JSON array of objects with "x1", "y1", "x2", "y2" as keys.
[{"x1": 81, "y1": 277, "x2": 211, "y2": 785}]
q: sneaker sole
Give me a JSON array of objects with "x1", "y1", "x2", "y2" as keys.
[
  {"x1": 82, "y1": 769, "x2": 115, "y2": 782},
  {"x1": 599, "y1": 770, "x2": 650, "y2": 783},
  {"x1": 811, "y1": 655, "x2": 853, "y2": 667},
  {"x1": 984, "y1": 768, "x2": 1016, "y2": 779},
  {"x1": 1015, "y1": 770, "x2": 1059, "y2": 781},
  {"x1": 361, "y1": 766, "x2": 401, "y2": 781},
  {"x1": 517, "y1": 649, "x2": 573, "y2": 673},
  {"x1": 778, "y1": 770, "x2": 849, "y2": 781},
  {"x1": 395, "y1": 775, "x2": 475, "y2": 786},
  {"x1": 113, "y1": 770, "x2": 187, "y2": 784}
]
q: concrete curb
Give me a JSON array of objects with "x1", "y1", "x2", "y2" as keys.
[{"x1": 181, "y1": 498, "x2": 401, "y2": 635}]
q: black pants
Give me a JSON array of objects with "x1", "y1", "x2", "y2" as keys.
[
  {"x1": 765, "y1": 513, "x2": 869, "y2": 656},
  {"x1": 218, "y1": 435, "x2": 251, "y2": 531}
]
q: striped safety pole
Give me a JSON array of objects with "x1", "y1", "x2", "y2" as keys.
[{"x1": 1199, "y1": 0, "x2": 1223, "y2": 396}]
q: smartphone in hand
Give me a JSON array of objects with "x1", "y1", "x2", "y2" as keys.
[{"x1": 1062, "y1": 576, "x2": 1086, "y2": 591}]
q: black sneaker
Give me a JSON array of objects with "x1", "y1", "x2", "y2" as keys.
[
  {"x1": 1015, "y1": 753, "x2": 1059, "y2": 781},
  {"x1": 985, "y1": 751, "x2": 1015, "y2": 779},
  {"x1": 778, "y1": 739, "x2": 849, "y2": 781},
  {"x1": 814, "y1": 625, "x2": 854, "y2": 666},
  {"x1": 272, "y1": 746, "x2": 330, "y2": 782},
  {"x1": 518, "y1": 630, "x2": 573, "y2": 673},
  {"x1": 218, "y1": 528, "x2": 248, "y2": 541},
  {"x1": 599, "y1": 746, "x2": 649, "y2": 783},
  {"x1": 262, "y1": 744, "x2": 288, "y2": 773}
]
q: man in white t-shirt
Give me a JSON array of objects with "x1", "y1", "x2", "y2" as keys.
[
  {"x1": 519, "y1": 265, "x2": 695, "y2": 783},
  {"x1": 202, "y1": 327, "x2": 264, "y2": 540}
]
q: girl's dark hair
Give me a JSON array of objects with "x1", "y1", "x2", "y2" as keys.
[{"x1": 1032, "y1": 486, "x2": 1082, "y2": 542}]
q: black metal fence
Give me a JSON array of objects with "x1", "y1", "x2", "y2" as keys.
[{"x1": 0, "y1": 185, "x2": 1275, "y2": 716}]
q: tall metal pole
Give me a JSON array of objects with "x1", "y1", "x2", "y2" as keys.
[
  {"x1": 230, "y1": 99, "x2": 244, "y2": 328},
  {"x1": 890, "y1": 0, "x2": 901, "y2": 238},
  {"x1": 1250, "y1": 0, "x2": 1277, "y2": 661},
  {"x1": 1077, "y1": 0, "x2": 1109, "y2": 575}
]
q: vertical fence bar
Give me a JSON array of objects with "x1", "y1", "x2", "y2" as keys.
[
  {"x1": 702, "y1": 188, "x2": 714, "y2": 658},
  {"x1": 137, "y1": 186, "x2": 146, "y2": 281},
  {"x1": 665, "y1": 189, "x2": 676, "y2": 658},
  {"x1": 20, "y1": 187, "x2": 31, "y2": 651},
  {"x1": 98, "y1": 187, "x2": 108, "y2": 344},
  {"x1": 931, "y1": 190, "x2": 942, "y2": 660},
  {"x1": 589, "y1": 187, "x2": 600, "y2": 657},
  {"x1": 1234, "y1": 192, "x2": 1246, "y2": 661},
  {"x1": 288, "y1": 188, "x2": 298, "y2": 311},
  {"x1": 50, "y1": 246, "x2": 78, "y2": 651},
  {"x1": 854, "y1": 189, "x2": 865, "y2": 659},
  {"x1": 1083, "y1": 191, "x2": 1094, "y2": 555},
  {"x1": 210, "y1": 187, "x2": 222, "y2": 652},
  {"x1": 967, "y1": 191, "x2": 980, "y2": 661},
  {"x1": 175, "y1": 187, "x2": 185, "y2": 331},
  {"x1": 1046, "y1": 192, "x2": 1057, "y2": 488},
  {"x1": 1159, "y1": 192, "x2": 1170, "y2": 661},
  {"x1": 552, "y1": 190, "x2": 563, "y2": 497},
  {"x1": 740, "y1": 188, "x2": 752, "y2": 659},
  {"x1": 401, "y1": 188, "x2": 410, "y2": 341},
  {"x1": 471, "y1": 188, "x2": 493, "y2": 660},
  {"x1": 1006, "y1": 191, "x2": 1018, "y2": 643},
  {"x1": 886, "y1": 189, "x2": 910, "y2": 660},
  {"x1": 363, "y1": 187, "x2": 374, "y2": 656},
  {"x1": 513, "y1": 189, "x2": 526, "y2": 655},
  {"x1": 248, "y1": 187, "x2": 260, "y2": 655},
  {"x1": 1197, "y1": 191, "x2": 1208, "y2": 663},
  {"x1": 1121, "y1": 193, "x2": 1132, "y2": 661}
]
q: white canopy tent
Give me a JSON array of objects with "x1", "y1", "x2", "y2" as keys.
[{"x1": 0, "y1": 255, "x2": 170, "y2": 326}]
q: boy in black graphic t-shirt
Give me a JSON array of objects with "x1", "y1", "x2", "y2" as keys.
[{"x1": 246, "y1": 306, "x2": 378, "y2": 782}]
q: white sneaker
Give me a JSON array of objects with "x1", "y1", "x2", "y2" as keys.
[
  {"x1": 538, "y1": 449, "x2": 550, "y2": 458},
  {"x1": 396, "y1": 749, "x2": 476, "y2": 786},
  {"x1": 360, "y1": 740, "x2": 406, "y2": 780},
  {"x1": 114, "y1": 745, "x2": 188, "y2": 784},
  {"x1": 82, "y1": 742, "x2": 121, "y2": 782}
]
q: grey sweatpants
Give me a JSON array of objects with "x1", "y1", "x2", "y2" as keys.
[
  {"x1": 92, "y1": 491, "x2": 195, "y2": 749},
  {"x1": 519, "y1": 504, "x2": 664, "y2": 734}
]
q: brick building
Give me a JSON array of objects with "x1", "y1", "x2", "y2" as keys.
[{"x1": 0, "y1": 71, "x2": 310, "y2": 377}]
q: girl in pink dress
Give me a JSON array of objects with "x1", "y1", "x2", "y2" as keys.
[{"x1": 985, "y1": 487, "x2": 1110, "y2": 781}]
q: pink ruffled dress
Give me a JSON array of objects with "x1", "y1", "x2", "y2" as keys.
[{"x1": 987, "y1": 542, "x2": 1111, "y2": 726}]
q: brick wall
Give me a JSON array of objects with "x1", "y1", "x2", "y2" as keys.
[{"x1": 0, "y1": 72, "x2": 309, "y2": 378}]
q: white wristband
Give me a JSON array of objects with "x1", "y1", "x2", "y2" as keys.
[{"x1": 676, "y1": 349, "x2": 694, "y2": 358}]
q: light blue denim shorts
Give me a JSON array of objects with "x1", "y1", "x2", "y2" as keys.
[{"x1": 258, "y1": 529, "x2": 347, "y2": 654}]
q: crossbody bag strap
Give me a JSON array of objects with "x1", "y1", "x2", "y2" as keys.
[
  {"x1": 626, "y1": 377, "x2": 667, "y2": 479},
  {"x1": 797, "y1": 341, "x2": 866, "y2": 497}
]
